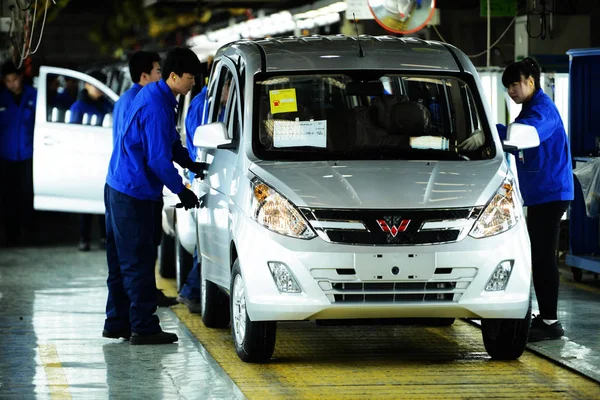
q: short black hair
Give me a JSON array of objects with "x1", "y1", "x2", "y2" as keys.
[
  {"x1": 502, "y1": 57, "x2": 542, "y2": 90},
  {"x1": 129, "y1": 51, "x2": 161, "y2": 83},
  {"x1": 162, "y1": 47, "x2": 202, "y2": 81},
  {"x1": 88, "y1": 70, "x2": 108, "y2": 85},
  {"x1": 1, "y1": 61, "x2": 19, "y2": 77}
]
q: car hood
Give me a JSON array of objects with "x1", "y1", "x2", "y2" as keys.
[{"x1": 249, "y1": 159, "x2": 506, "y2": 209}]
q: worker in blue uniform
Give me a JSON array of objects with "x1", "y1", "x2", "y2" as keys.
[
  {"x1": 103, "y1": 47, "x2": 206, "y2": 345},
  {"x1": 112, "y1": 50, "x2": 177, "y2": 308},
  {"x1": 68, "y1": 70, "x2": 112, "y2": 251},
  {"x1": 176, "y1": 84, "x2": 208, "y2": 313},
  {"x1": 0, "y1": 61, "x2": 37, "y2": 247},
  {"x1": 68, "y1": 70, "x2": 113, "y2": 126},
  {"x1": 112, "y1": 51, "x2": 162, "y2": 147},
  {"x1": 460, "y1": 57, "x2": 574, "y2": 342}
]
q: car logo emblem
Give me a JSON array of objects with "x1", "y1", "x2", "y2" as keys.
[{"x1": 376, "y1": 218, "x2": 410, "y2": 237}]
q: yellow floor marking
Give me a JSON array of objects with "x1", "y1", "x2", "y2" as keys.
[
  {"x1": 38, "y1": 344, "x2": 72, "y2": 400},
  {"x1": 157, "y1": 274, "x2": 600, "y2": 399}
]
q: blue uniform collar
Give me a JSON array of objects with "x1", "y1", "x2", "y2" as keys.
[
  {"x1": 132, "y1": 83, "x2": 143, "y2": 91},
  {"x1": 522, "y1": 89, "x2": 543, "y2": 111},
  {"x1": 157, "y1": 80, "x2": 178, "y2": 108}
]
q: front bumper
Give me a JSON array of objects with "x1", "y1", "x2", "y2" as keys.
[{"x1": 234, "y1": 212, "x2": 531, "y2": 322}]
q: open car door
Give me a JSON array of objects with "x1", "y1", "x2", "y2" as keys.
[{"x1": 33, "y1": 66, "x2": 119, "y2": 214}]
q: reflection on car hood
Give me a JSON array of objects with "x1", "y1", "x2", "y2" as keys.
[{"x1": 250, "y1": 160, "x2": 506, "y2": 209}]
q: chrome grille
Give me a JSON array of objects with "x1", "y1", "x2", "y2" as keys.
[{"x1": 301, "y1": 207, "x2": 482, "y2": 246}]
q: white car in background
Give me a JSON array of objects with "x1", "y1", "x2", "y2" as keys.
[{"x1": 33, "y1": 64, "x2": 198, "y2": 288}]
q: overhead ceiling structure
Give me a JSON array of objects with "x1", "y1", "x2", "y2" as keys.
[
  {"x1": 143, "y1": 0, "x2": 312, "y2": 10},
  {"x1": 143, "y1": 0, "x2": 485, "y2": 11}
]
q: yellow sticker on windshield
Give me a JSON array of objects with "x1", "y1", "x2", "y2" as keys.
[{"x1": 269, "y1": 89, "x2": 298, "y2": 114}]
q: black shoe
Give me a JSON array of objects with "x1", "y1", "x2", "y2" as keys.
[
  {"x1": 102, "y1": 329, "x2": 131, "y2": 340},
  {"x1": 528, "y1": 314, "x2": 564, "y2": 342},
  {"x1": 176, "y1": 295, "x2": 202, "y2": 314},
  {"x1": 156, "y1": 289, "x2": 178, "y2": 307},
  {"x1": 78, "y1": 241, "x2": 91, "y2": 252},
  {"x1": 130, "y1": 331, "x2": 178, "y2": 345}
]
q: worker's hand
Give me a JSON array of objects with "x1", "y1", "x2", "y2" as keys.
[
  {"x1": 187, "y1": 162, "x2": 209, "y2": 179},
  {"x1": 458, "y1": 129, "x2": 485, "y2": 151},
  {"x1": 177, "y1": 188, "x2": 199, "y2": 210}
]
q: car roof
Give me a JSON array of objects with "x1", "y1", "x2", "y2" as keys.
[{"x1": 220, "y1": 34, "x2": 463, "y2": 74}]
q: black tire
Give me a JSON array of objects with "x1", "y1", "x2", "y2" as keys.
[
  {"x1": 481, "y1": 299, "x2": 531, "y2": 360},
  {"x1": 175, "y1": 228, "x2": 193, "y2": 292},
  {"x1": 158, "y1": 230, "x2": 175, "y2": 278},
  {"x1": 231, "y1": 259, "x2": 276, "y2": 363},
  {"x1": 201, "y1": 275, "x2": 230, "y2": 328},
  {"x1": 571, "y1": 267, "x2": 583, "y2": 282}
]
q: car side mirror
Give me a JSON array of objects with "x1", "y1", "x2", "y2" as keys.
[
  {"x1": 193, "y1": 122, "x2": 233, "y2": 150},
  {"x1": 502, "y1": 123, "x2": 540, "y2": 152}
]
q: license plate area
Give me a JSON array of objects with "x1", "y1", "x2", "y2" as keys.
[{"x1": 354, "y1": 253, "x2": 436, "y2": 281}]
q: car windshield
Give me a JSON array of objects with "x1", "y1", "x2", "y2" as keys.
[{"x1": 254, "y1": 73, "x2": 493, "y2": 161}]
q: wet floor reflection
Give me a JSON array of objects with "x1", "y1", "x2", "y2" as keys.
[{"x1": 0, "y1": 243, "x2": 241, "y2": 400}]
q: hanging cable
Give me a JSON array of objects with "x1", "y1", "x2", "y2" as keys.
[
  {"x1": 30, "y1": 0, "x2": 50, "y2": 54},
  {"x1": 467, "y1": 16, "x2": 516, "y2": 58},
  {"x1": 15, "y1": 0, "x2": 33, "y2": 11},
  {"x1": 526, "y1": 0, "x2": 551, "y2": 40},
  {"x1": 25, "y1": 0, "x2": 38, "y2": 58},
  {"x1": 431, "y1": 25, "x2": 446, "y2": 43},
  {"x1": 431, "y1": 16, "x2": 516, "y2": 59}
]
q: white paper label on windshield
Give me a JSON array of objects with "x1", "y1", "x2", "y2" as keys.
[{"x1": 273, "y1": 119, "x2": 327, "y2": 148}]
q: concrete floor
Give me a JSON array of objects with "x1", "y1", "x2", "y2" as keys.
[
  {"x1": 0, "y1": 245, "x2": 243, "y2": 400},
  {"x1": 1, "y1": 212, "x2": 600, "y2": 399}
]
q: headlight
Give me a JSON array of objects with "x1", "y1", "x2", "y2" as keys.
[
  {"x1": 251, "y1": 178, "x2": 316, "y2": 239},
  {"x1": 469, "y1": 179, "x2": 521, "y2": 238}
]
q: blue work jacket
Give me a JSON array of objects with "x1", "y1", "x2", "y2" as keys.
[
  {"x1": 184, "y1": 86, "x2": 207, "y2": 160},
  {"x1": 106, "y1": 79, "x2": 191, "y2": 201},
  {"x1": 0, "y1": 84, "x2": 37, "y2": 161},
  {"x1": 112, "y1": 83, "x2": 142, "y2": 147},
  {"x1": 497, "y1": 89, "x2": 574, "y2": 206},
  {"x1": 68, "y1": 91, "x2": 112, "y2": 126}
]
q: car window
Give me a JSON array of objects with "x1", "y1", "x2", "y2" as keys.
[
  {"x1": 254, "y1": 73, "x2": 491, "y2": 161},
  {"x1": 207, "y1": 67, "x2": 233, "y2": 124},
  {"x1": 46, "y1": 73, "x2": 115, "y2": 127},
  {"x1": 227, "y1": 90, "x2": 241, "y2": 142}
]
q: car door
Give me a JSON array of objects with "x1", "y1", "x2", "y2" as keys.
[
  {"x1": 34, "y1": 67, "x2": 118, "y2": 214},
  {"x1": 196, "y1": 58, "x2": 243, "y2": 289}
]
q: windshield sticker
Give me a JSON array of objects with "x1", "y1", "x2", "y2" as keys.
[
  {"x1": 273, "y1": 119, "x2": 327, "y2": 148},
  {"x1": 269, "y1": 89, "x2": 298, "y2": 114},
  {"x1": 410, "y1": 136, "x2": 449, "y2": 151}
]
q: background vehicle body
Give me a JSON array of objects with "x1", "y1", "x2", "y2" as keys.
[
  {"x1": 192, "y1": 35, "x2": 537, "y2": 363},
  {"x1": 33, "y1": 62, "x2": 199, "y2": 285}
]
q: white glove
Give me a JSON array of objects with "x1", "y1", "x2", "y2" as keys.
[{"x1": 458, "y1": 129, "x2": 485, "y2": 151}]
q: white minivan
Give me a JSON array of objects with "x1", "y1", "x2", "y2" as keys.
[{"x1": 190, "y1": 35, "x2": 538, "y2": 363}]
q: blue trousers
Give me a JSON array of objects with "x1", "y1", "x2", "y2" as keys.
[
  {"x1": 179, "y1": 249, "x2": 200, "y2": 300},
  {"x1": 103, "y1": 184, "x2": 162, "y2": 335}
]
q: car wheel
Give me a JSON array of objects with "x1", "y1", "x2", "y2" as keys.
[
  {"x1": 201, "y1": 273, "x2": 230, "y2": 328},
  {"x1": 231, "y1": 259, "x2": 276, "y2": 363},
  {"x1": 571, "y1": 267, "x2": 583, "y2": 282},
  {"x1": 481, "y1": 298, "x2": 531, "y2": 360},
  {"x1": 175, "y1": 227, "x2": 193, "y2": 292},
  {"x1": 158, "y1": 231, "x2": 175, "y2": 278}
]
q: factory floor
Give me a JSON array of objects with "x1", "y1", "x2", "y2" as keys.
[{"x1": 1, "y1": 212, "x2": 599, "y2": 399}]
